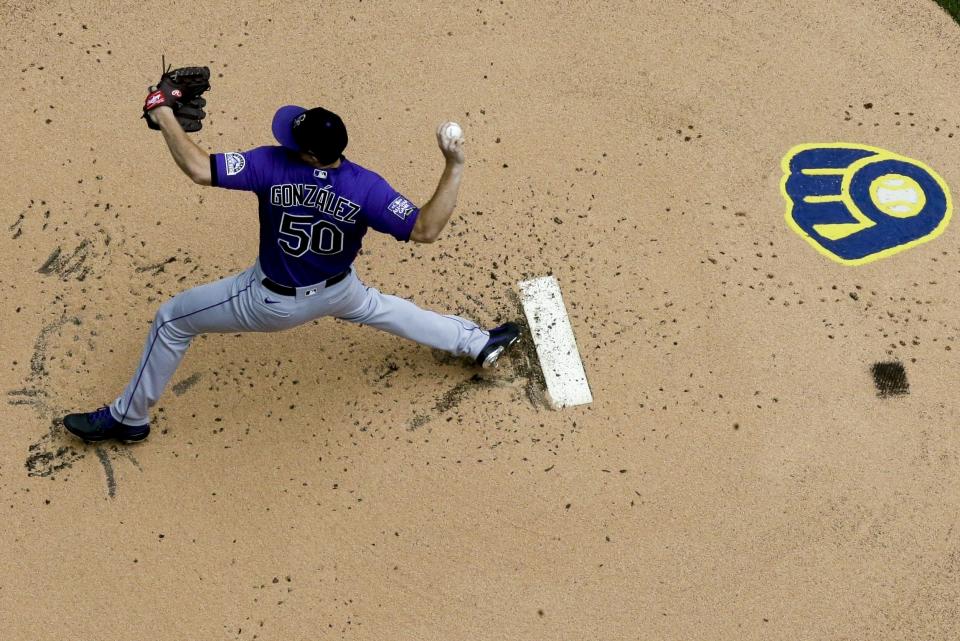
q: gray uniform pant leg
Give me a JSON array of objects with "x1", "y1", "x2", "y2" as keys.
[
  {"x1": 110, "y1": 264, "x2": 491, "y2": 426},
  {"x1": 329, "y1": 271, "x2": 490, "y2": 359},
  {"x1": 110, "y1": 265, "x2": 282, "y2": 426}
]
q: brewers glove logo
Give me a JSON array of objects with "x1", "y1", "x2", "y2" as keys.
[{"x1": 781, "y1": 143, "x2": 952, "y2": 265}]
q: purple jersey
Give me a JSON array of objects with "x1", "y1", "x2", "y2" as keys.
[{"x1": 210, "y1": 146, "x2": 420, "y2": 286}]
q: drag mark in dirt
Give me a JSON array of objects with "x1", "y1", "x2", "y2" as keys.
[
  {"x1": 135, "y1": 256, "x2": 177, "y2": 276},
  {"x1": 377, "y1": 361, "x2": 400, "y2": 381},
  {"x1": 9, "y1": 211, "x2": 25, "y2": 239},
  {"x1": 30, "y1": 315, "x2": 81, "y2": 378},
  {"x1": 13, "y1": 315, "x2": 139, "y2": 495},
  {"x1": 95, "y1": 447, "x2": 117, "y2": 497},
  {"x1": 510, "y1": 324, "x2": 548, "y2": 408},
  {"x1": 38, "y1": 240, "x2": 92, "y2": 281},
  {"x1": 110, "y1": 444, "x2": 143, "y2": 471},
  {"x1": 9, "y1": 387, "x2": 86, "y2": 478},
  {"x1": 19, "y1": 399, "x2": 136, "y2": 497},
  {"x1": 172, "y1": 372, "x2": 203, "y2": 396},
  {"x1": 7, "y1": 387, "x2": 48, "y2": 409},
  {"x1": 12, "y1": 222, "x2": 134, "y2": 494},
  {"x1": 25, "y1": 420, "x2": 84, "y2": 478},
  {"x1": 409, "y1": 374, "x2": 500, "y2": 430},
  {"x1": 508, "y1": 291, "x2": 549, "y2": 407},
  {"x1": 408, "y1": 309, "x2": 544, "y2": 429}
]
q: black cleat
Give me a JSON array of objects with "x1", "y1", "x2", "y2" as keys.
[
  {"x1": 475, "y1": 322, "x2": 521, "y2": 368},
  {"x1": 62, "y1": 406, "x2": 150, "y2": 443}
]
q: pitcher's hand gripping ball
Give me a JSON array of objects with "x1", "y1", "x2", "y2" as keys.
[
  {"x1": 142, "y1": 63, "x2": 211, "y2": 132},
  {"x1": 441, "y1": 122, "x2": 462, "y2": 142},
  {"x1": 437, "y1": 121, "x2": 464, "y2": 164}
]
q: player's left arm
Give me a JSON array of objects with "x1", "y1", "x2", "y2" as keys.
[{"x1": 148, "y1": 106, "x2": 212, "y2": 185}]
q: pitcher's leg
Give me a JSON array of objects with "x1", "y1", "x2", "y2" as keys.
[
  {"x1": 334, "y1": 276, "x2": 490, "y2": 358},
  {"x1": 110, "y1": 269, "x2": 260, "y2": 425}
]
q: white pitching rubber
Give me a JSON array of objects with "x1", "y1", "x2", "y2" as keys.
[{"x1": 518, "y1": 275, "x2": 593, "y2": 409}]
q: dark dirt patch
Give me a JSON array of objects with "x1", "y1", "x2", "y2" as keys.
[
  {"x1": 9, "y1": 211, "x2": 25, "y2": 238},
  {"x1": 25, "y1": 419, "x2": 84, "y2": 478},
  {"x1": 434, "y1": 374, "x2": 498, "y2": 413},
  {"x1": 172, "y1": 372, "x2": 203, "y2": 396},
  {"x1": 872, "y1": 361, "x2": 909, "y2": 398},
  {"x1": 377, "y1": 361, "x2": 400, "y2": 380},
  {"x1": 506, "y1": 290, "x2": 548, "y2": 408},
  {"x1": 38, "y1": 240, "x2": 92, "y2": 281},
  {"x1": 408, "y1": 374, "x2": 499, "y2": 430}
]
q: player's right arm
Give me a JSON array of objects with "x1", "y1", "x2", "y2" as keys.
[
  {"x1": 148, "y1": 106, "x2": 212, "y2": 185},
  {"x1": 409, "y1": 123, "x2": 465, "y2": 243}
]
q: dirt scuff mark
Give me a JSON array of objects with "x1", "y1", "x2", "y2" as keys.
[
  {"x1": 25, "y1": 419, "x2": 84, "y2": 478},
  {"x1": 408, "y1": 374, "x2": 500, "y2": 430},
  {"x1": 95, "y1": 447, "x2": 117, "y2": 497},
  {"x1": 38, "y1": 240, "x2": 92, "y2": 281},
  {"x1": 172, "y1": 372, "x2": 203, "y2": 396}
]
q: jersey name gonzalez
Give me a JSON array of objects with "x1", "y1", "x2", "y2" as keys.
[
  {"x1": 210, "y1": 146, "x2": 420, "y2": 287},
  {"x1": 269, "y1": 184, "x2": 361, "y2": 223}
]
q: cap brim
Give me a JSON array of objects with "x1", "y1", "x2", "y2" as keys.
[{"x1": 272, "y1": 105, "x2": 307, "y2": 151}]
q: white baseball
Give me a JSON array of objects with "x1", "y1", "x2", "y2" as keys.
[{"x1": 444, "y1": 122, "x2": 463, "y2": 141}]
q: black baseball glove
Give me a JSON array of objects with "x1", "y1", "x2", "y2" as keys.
[{"x1": 142, "y1": 63, "x2": 211, "y2": 132}]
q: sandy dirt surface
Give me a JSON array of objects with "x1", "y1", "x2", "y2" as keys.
[{"x1": 2, "y1": 1, "x2": 960, "y2": 639}]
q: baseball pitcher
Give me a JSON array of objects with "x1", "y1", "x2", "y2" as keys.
[{"x1": 62, "y1": 66, "x2": 520, "y2": 443}]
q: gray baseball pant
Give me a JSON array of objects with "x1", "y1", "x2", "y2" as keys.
[{"x1": 110, "y1": 260, "x2": 491, "y2": 426}]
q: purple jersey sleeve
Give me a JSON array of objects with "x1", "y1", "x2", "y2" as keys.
[
  {"x1": 210, "y1": 147, "x2": 278, "y2": 192},
  {"x1": 363, "y1": 174, "x2": 420, "y2": 241}
]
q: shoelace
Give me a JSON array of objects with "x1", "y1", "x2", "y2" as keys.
[{"x1": 89, "y1": 406, "x2": 115, "y2": 427}]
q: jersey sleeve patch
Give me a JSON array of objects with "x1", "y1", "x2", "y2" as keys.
[
  {"x1": 387, "y1": 195, "x2": 416, "y2": 220},
  {"x1": 212, "y1": 146, "x2": 274, "y2": 192},
  {"x1": 225, "y1": 152, "x2": 246, "y2": 176}
]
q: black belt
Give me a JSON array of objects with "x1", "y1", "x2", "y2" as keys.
[{"x1": 261, "y1": 270, "x2": 349, "y2": 296}]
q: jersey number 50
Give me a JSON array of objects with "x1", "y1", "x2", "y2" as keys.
[{"x1": 277, "y1": 212, "x2": 345, "y2": 257}]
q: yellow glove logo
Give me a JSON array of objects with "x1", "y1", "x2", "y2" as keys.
[{"x1": 781, "y1": 143, "x2": 952, "y2": 265}]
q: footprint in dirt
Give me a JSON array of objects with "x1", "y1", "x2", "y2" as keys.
[{"x1": 11, "y1": 314, "x2": 143, "y2": 498}]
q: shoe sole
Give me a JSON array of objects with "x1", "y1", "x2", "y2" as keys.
[
  {"x1": 63, "y1": 426, "x2": 149, "y2": 444},
  {"x1": 64, "y1": 430, "x2": 108, "y2": 443},
  {"x1": 481, "y1": 335, "x2": 520, "y2": 368}
]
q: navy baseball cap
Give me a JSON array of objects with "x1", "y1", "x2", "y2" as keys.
[{"x1": 272, "y1": 105, "x2": 348, "y2": 164}]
